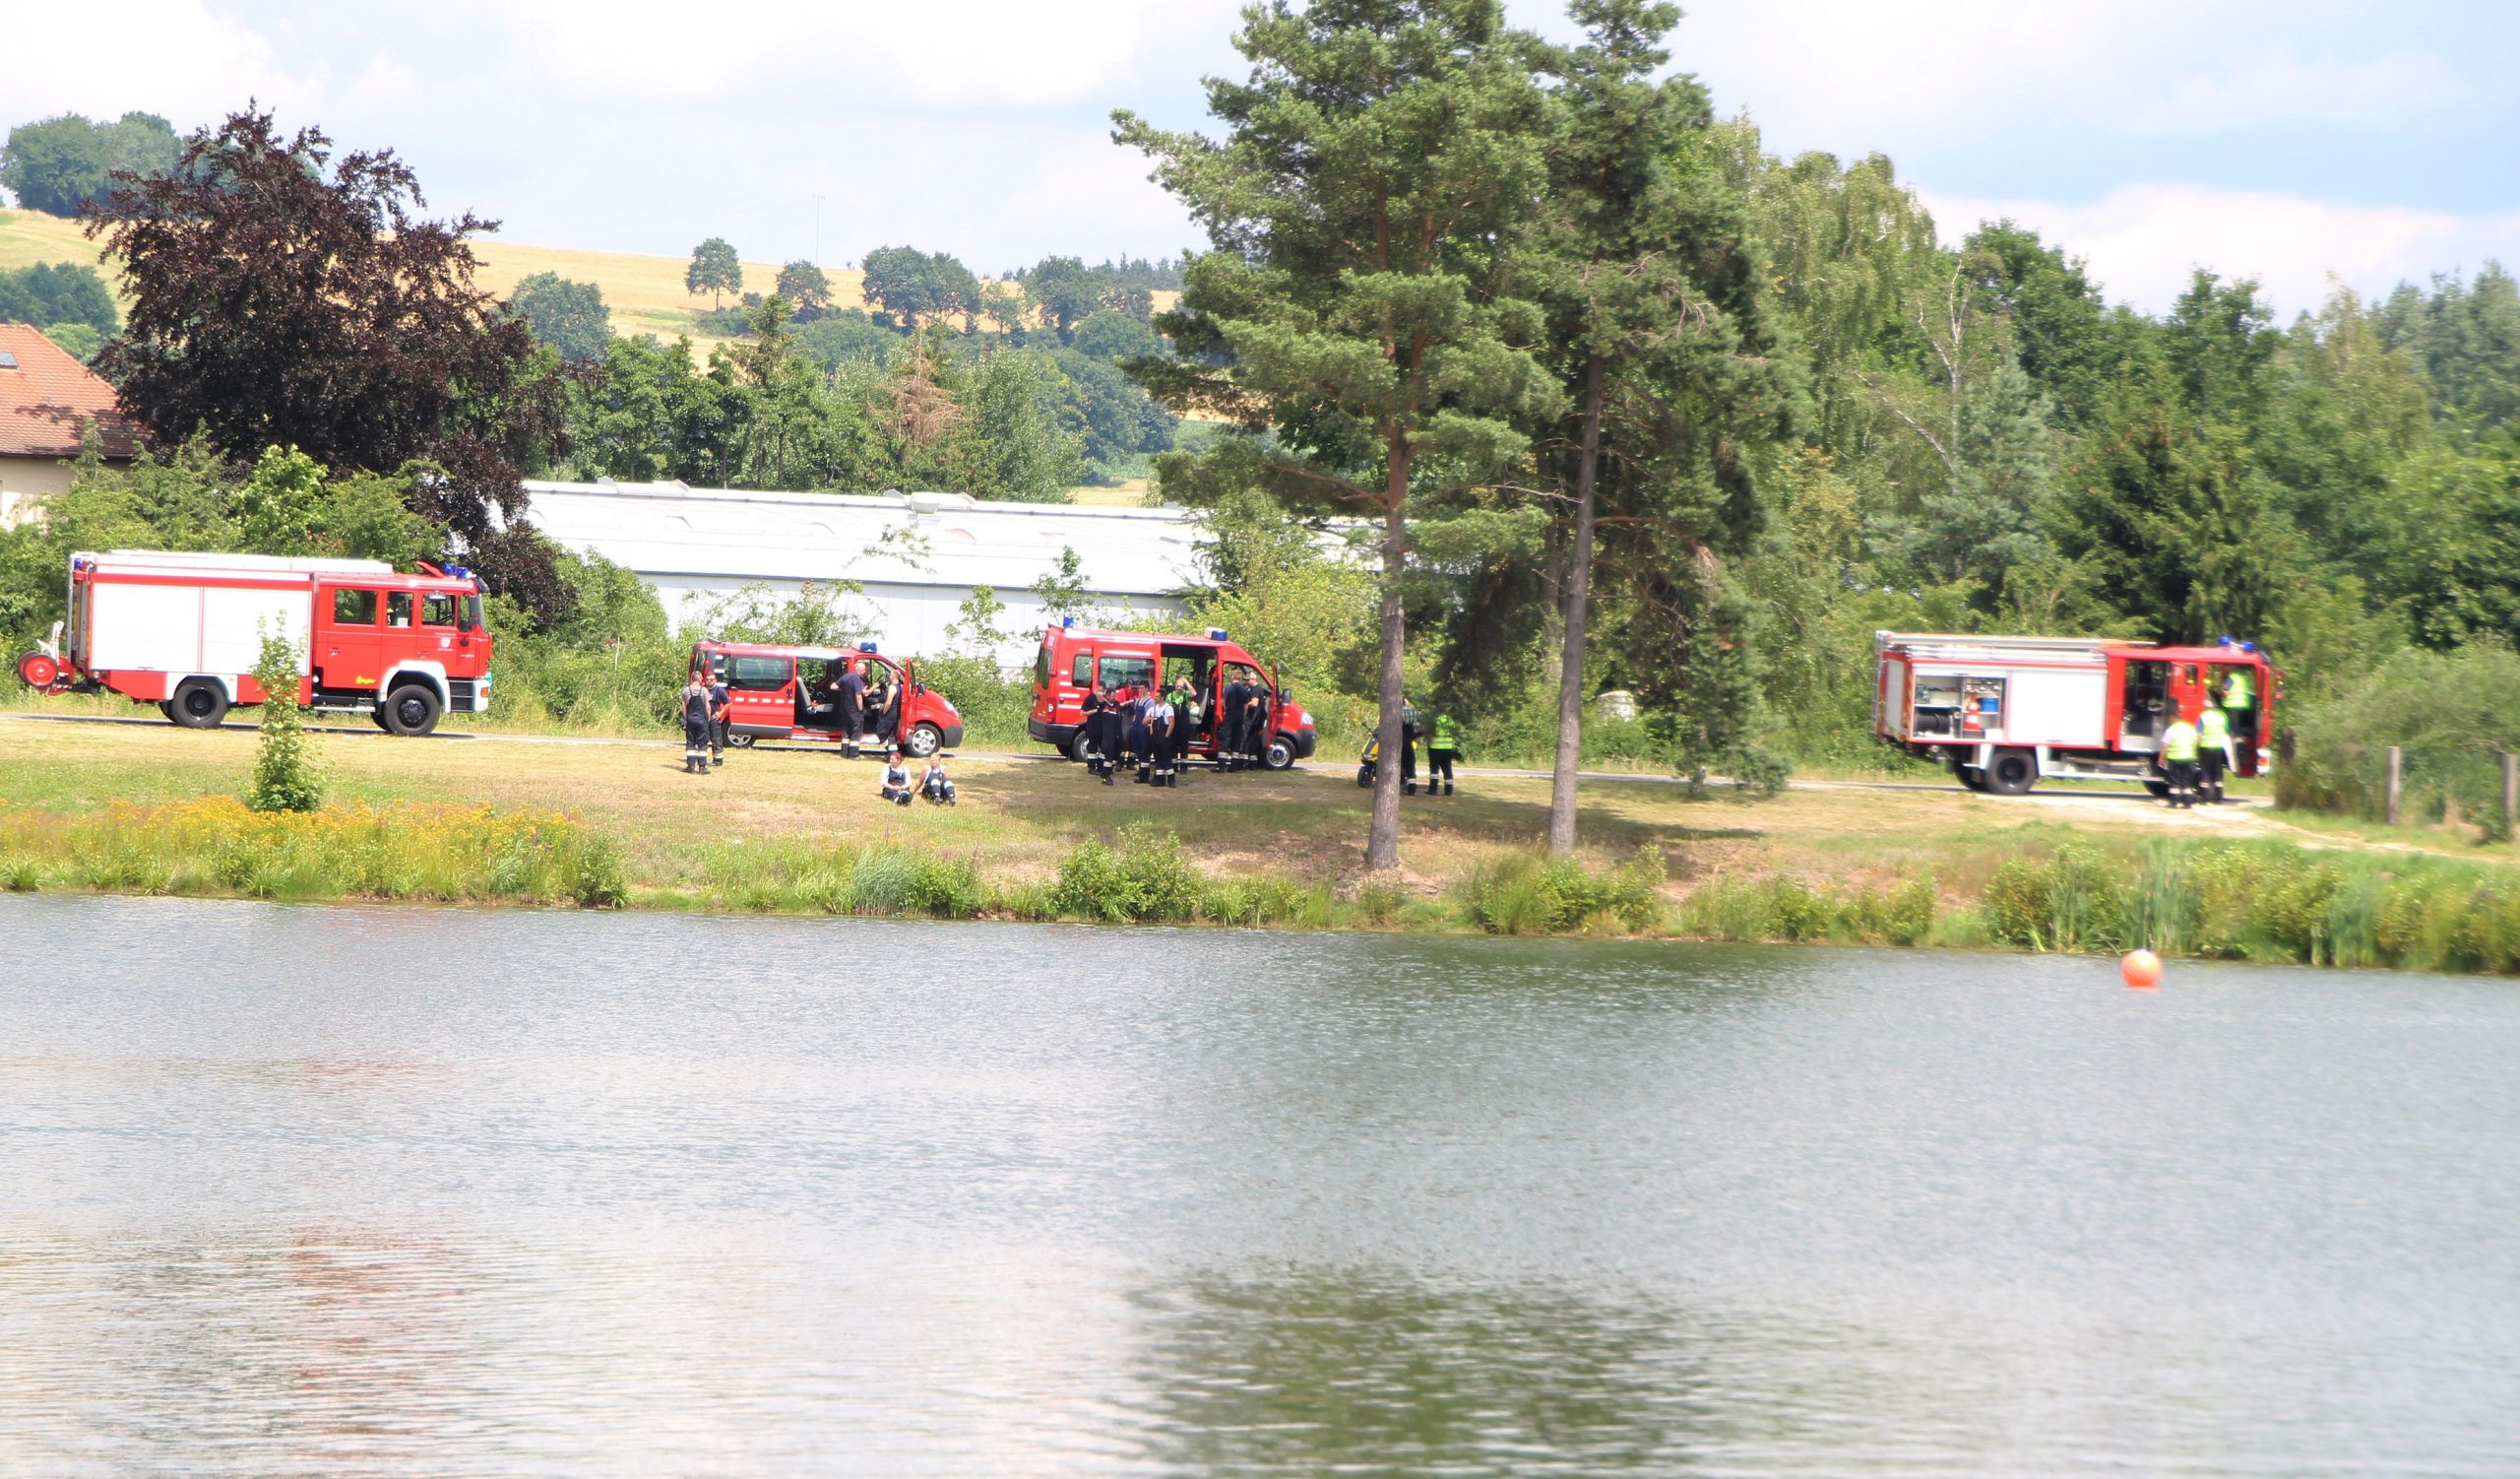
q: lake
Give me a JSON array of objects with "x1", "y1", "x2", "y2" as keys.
[{"x1": 2, "y1": 894, "x2": 2515, "y2": 1475}]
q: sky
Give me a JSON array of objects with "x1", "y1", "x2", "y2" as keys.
[{"x1": 7, "y1": 0, "x2": 2518, "y2": 317}]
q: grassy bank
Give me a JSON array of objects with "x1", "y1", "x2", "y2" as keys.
[{"x1": 0, "y1": 716, "x2": 2514, "y2": 974}]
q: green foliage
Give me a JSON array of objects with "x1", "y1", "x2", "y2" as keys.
[
  {"x1": 1455, "y1": 848, "x2": 1665, "y2": 934},
  {"x1": 39, "y1": 322, "x2": 99, "y2": 361},
  {"x1": 685, "y1": 237, "x2": 742, "y2": 307},
  {"x1": 1983, "y1": 843, "x2": 2126, "y2": 952},
  {"x1": 776, "y1": 260, "x2": 832, "y2": 314},
  {"x1": 2279, "y1": 642, "x2": 2520, "y2": 838},
  {"x1": 1, "y1": 111, "x2": 177, "y2": 216},
  {"x1": 509, "y1": 272, "x2": 610, "y2": 361},
  {"x1": 0, "y1": 261, "x2": 119, "y2": 336},
  {"x1": 244, "y1": 634, "x2": 323, "y2": 813},
  {"x1": 861, "y1": 245, "x2": 977, "y2": 332}
]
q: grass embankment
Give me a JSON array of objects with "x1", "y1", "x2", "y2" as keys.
[{"x1": 5, "y1": 717, "x2": 2520, "y2": 973}]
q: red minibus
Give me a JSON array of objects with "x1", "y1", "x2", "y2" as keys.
[
  {"x1": 1028, "y1": 622, "x2": 1316, "y2": 769},
  {"x1": 692, "y1": 639, "x2": 964, "y2": 757}
]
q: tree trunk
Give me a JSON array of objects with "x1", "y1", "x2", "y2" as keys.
[
  {"x1": 1547, "y1": 354, "x2": 1606, "y2": 857},
  {"x1": 1365, "y1": 433, "x2": 1411, "y2": 872}
]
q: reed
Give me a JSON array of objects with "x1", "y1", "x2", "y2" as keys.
[{"x1": 0, "y1": 798, "x2": 626, "y2": 907}]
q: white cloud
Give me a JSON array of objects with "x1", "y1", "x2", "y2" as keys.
[
  {"x1": 1919, "y1": 184, "x2": 2520, "y2": 315},
  {"x1": 2118, "y1": 52, "x2": 2465, "y2": 133},
  {"x1": 0, "y1": 0, "x2": 298, "y2": 122}
]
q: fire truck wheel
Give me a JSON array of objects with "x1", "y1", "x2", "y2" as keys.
[
  {"x1": 382, "y1": 683, "x2": 442, "y2": 737},
  {"x1": 370, "y1": 707, "x2": 392, "y2": 731},
  {"x1": 904, "y1": 722, "x2": 943, "y2": 758},
  {"x1": 1065, "y1": 730, "x2": 1102, "y2": 765},
  {"x1": 1984, "y1": 747, "x2": 2039, "y2": 795},
  {"x1": 2142, "y1": 778, "x2": 2172, "y2": 799},
  {"x1": 168, "y1": 679, "x2": 229, "y2": 729},
  {"x1": 1263, "y1": 737, "x2": 1296, "y2": 771},
  {"x1": 1955, "y1": 765, "x2": 1988, "y2": 793},
  {"x1": 158, "y1": 700, "x2": 175, "y2": 722}
]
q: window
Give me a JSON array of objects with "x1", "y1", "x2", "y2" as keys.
[
  {"x1": 332, "y1": 588, "x2": 378, "y2": 625},
  {"x1": 422, "y1": 594, "x2": 456, "y2": 627},
  {"x1": 1098, "y1": 655, "x2": 1155, "y2": 691},
  {"x1": 387, "y1": 593, "x2": 414, "y2": 627},
  {"x1": 728, "y1": 656, "x2": 791, "y2": 691},
  {"x1": 1036, "y1": 641, "x2": 1052, "y2": 691},
  {"x1": 1071, "y1": 653, "x2": 1093, "y2": 685}
]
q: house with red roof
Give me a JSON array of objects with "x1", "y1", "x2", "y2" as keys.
[{"x1": 0, "y1": 324, "x2": 139, "y2": 526}]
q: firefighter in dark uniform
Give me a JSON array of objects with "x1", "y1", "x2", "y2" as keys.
[
  {"x1": 1399, "y1": 704, "x2": 1422, "y2": 795},
  {"x1": 1080, "y1": 681, "x2": 1113, "y2": 783},
  {"x1": 837, "y1": 662, "x2": 867, "y2": 758},
  {"x1": 1241, "y1": 681, "x2": 1270, "y2": 769},
  {"x1": 1128, "y1": 683, "x2": 1155, "y2": 784},
  {"x1": 707, "y1": 669, "x2": 732, "y2": 768},
  {"x1": 1220, "y1": 675, "x2": 1248, "y2": 771},
  {"x1": 679, "y1": 672, "x2": 714, "y2": 775}
]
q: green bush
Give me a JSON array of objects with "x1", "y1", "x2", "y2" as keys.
[
  {"x1": 1983, "y1": 843, "x2": 2126, "y2": 952},
  {"x1": 1454, "y1": 849, "x2": 1665, "y2": 935},
  {"x1": 2279, "y1": 643, "x2": 2520, "y2": 840}
]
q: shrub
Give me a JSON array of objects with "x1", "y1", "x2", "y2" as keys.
[
  {"x1": 1982, "y1": 843, "x2": 2125, "y2": 953},
  {"x1": 245, "y1": 633, "x2": 323, "y2": 812},
  {"x1": 1455, "y1": 849, "x2": 1665, "y2": 935}
]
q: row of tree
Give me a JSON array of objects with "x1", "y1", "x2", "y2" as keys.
[
  {"x1": 1111, "y1": 0, "x2": 2520, "y2": 870},
  {"x1": 682, "y1": 238, "x2": 1180, "y2": 342}
]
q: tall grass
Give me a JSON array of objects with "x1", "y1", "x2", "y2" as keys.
[{"x1": 0, "y1": 798, "x2": 626, "y2": 907}]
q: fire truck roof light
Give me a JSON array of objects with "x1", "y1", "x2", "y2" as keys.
[
  {"x1": 444, "y1": 565, "x2": 472, "y2": 579},
  {"x1": 1207, "y1": 628, "x2": 1228, "y2": 641},
  {"x1": 1061, "y1": 616, "x2": 1076, "y2": 628},
  {"x1": 857, "y1": 640, "x2": 879, "y2": 653}
]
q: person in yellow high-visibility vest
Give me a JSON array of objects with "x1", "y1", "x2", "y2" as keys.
[
  {"x1": 2160, "y1": 712, "x2": 2200, "y2": 809},
  {"x1": 2196, "y1": 704, "x2": 2236, "y2": 804},
  {"x1": 2220, "y1": 665, "x2": 2257, "y2": 761},
  {"x1": 1426, "y1": 711, "x2": 1461, "y2": 796}
]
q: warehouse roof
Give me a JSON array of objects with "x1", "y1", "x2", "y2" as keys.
[
  {"x1": 522, "y1": 480, "x2": 1211, "y2": 596},
  {"x1": 0, "y1": 324, "x2": 139, "y2": 460}
]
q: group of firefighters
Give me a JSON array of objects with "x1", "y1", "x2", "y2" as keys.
[
  {"x1": 2154, "y1": 667, "x2": 2257, "y2": 807},
  {"x1": 678, "y1": 665, "x2": 955, "y2": 803},
  {"x1": 1072, "y1": 674, "x2": 1272, "y2": 787}
]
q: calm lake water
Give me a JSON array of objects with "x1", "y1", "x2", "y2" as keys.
[{"x1": 2, "y1": 894, "x2": 2515, "y2": 1477}]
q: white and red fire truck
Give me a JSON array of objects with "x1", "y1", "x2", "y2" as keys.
[
  {"x1": 14, "y1": 549, "x2": 493, "y2": 735},
  {"x1": 1873, "y1": 630, "x2": 2278, "y2": 795}
]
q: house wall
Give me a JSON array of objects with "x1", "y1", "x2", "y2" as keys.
[{"x1": 0, "y1": 454, "x2": 76, "y2": 528}]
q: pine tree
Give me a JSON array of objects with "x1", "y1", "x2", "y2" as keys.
[{"x1": 1116, "y1": 0, "x2": 1555, "y2": 870}]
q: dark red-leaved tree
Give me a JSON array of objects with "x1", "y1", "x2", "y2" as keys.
[{"x1": 87, "y1": 106, "x2": 567, "y2": 616}]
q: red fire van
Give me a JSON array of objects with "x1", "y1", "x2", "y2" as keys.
[
  {"x1": 691, "y1": 639, "x2": 963, "y2": 757},
  {"x1": 1028, "y1": 622, "x2": 1316, "y2": 769}
]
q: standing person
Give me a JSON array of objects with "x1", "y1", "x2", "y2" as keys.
[
  {"x1": 707, "y1": 668, "x2": 732, "y2": 768},
  {"x1": 1399, "y1": 703, "x2": 1422, "y2": 796},
  {"x1": 2197, "y1": 702, "x2": 2236, "y2": 804},
  {"x1": 838, "y1": 662, "x2": 867, "y2": 759},
  {"x1": 2221, "y1": 664, "x2": 2256, "y2": 740},
  {"x1": 1170, "y1": 675, "x2": 1200, "y2": 770},
  {"x1": 1127, "y1": 683, "x2": 1155, "y2": 785},
  {"x1": 1147, "y1": 686, "x2": 1178, "y2": 788},
  {"x1": 2159, "y1": 710, "x2": 2200, "y2": 808},
  {"x1": 1241, "y1": 680, "x2": 1270, "y2": 770},
  {"x1": 1219, "y1": 674, "x2": 1248, "y2": 772},
  {"x1": 679, "y1": 671, "x2": 714, "y2": 776},
  {"x1": 1079, "y1": 681, "x2": 1111, "y2": 782},
  {"x1": 1426, "y1": 710, "x2": 1461, "y2": 797}
]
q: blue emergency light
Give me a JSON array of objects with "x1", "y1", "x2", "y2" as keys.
[
  {"x1": 856, "y1": 640, "x2": 879, "y2": 653},
  {"x1": 1207, "y1": 628, "x2": 1228, "y2": 642},
  {"x1": 2240, "y1": 642, "x2": 2258, "y2": 655},
  {"x1": 1061, "y1": 616, "x2": 1077, "y2": 628},
  {"x1": 444, "y1": 565, "x2": 472, "y2": 580}
]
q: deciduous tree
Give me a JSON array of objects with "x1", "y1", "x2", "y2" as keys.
[{"x1": 686, "y1": 237, "x2": 743, "y2": 308}]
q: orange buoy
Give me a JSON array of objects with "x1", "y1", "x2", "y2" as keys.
[{"x1": 2121, "y1": 949, "x2": 2164, "y2": 990}]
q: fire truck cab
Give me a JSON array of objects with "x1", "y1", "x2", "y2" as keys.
[
  {"x1": 1874, "y1": 630, "x2": 2278, "y2": 796},
  {"x1": 15, "y1": 549, "x2": 492, "y2": 735},
  {"x1": 1028, "y1": 621, "x2": 1317, "y2": 769},
  {"x1": 691, "y1": 639, "x2": 964, "y2": 757}
]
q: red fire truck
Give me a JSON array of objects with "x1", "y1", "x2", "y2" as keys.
[
  {"x1": 1873, "y1": 630, "x2": 2278, "y2": 795},
  {"x1": 14, "y1": 549, "x2": 492, "y2": 735},
  {"x1": 691, "y1": 639, "x2": 964, "y2": 757},
  {"x1": 1028, "y1": 621, "x2": 1318, "y2": 769}
]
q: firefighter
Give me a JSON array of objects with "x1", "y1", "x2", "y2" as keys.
[
  {"x1": 837, "y1": 662, "x2": 867, "y2": 758},
  {"x1": 1241, "y1": 681, "x2": 1270, "y2": 769},
  {"x1": 2221, "y1": 665, "x2": 2257, "y2": 754},
  {"x1": 707, "y1": 668, "x2": 732, "y2": 768},
  {"x1": 679, "y1": 671, "x2": 714, "y2": 775},
  {"x1": 1079, "y1": 681, "x2": 1111, "y2": 782},
  {"x1": 1399, "y1": 703, "x2": 1422, "y2": 796},
  {"x1": 1171, "y1": 675, "x2": 1201, "y2": 768},
  {"x1": 1426, "y1": 710, "x2": 1460, "y2": 796},
  {"x1": 1146, "y1": 686, "x2": 1177, "y2": 787},
  {"x1": 2160, "y1": 710, "x2": 2200, "y2": 808},
  {"x1": 879, "y1": 746, "x2": 913, "y2": 805},
  {"x1": 1219, "y1": 675, "x2": 1248, "y2": 771},
  {"x1": 921, "y1": 755, "x2": 956, "y2": 805},
  {"x1": 1128, "y1": 683, "x2": 1155, "y2": 784},
  {"x1": 2197, "y1": 702, "x2": 2236, "y2": 804}
]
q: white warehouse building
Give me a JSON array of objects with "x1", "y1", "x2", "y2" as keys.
[{"x1": 523, "y1": 480, "x2": 1206, "y2": 667}]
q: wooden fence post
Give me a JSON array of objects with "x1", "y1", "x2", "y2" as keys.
[{"x1": 2386, "y1": 745, "x2": 2403, "y2": 826}]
